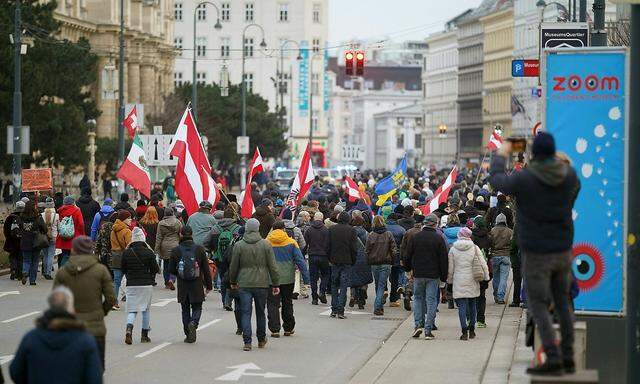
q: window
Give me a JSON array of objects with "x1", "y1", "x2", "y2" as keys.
[
  {"x1": 196, "y1": 4, "x2": 206, "y2": 21},
  {"x1": 279, "y1": 3, "x2": 289, "y2": 22},
  {"x1": 343, "y1": 117, "x2": 350, "y2": 127},
  {"x1": 243, "y1": 37, "x2": 254, "y2": 57},
  {"x1": 243, "y1": 73, "x2": 254, "y2": 93},
  {"x1": 174, "y1": 2, "x2": 182, "y2": 21},
  {"x1": 312, "y1": 110, "x2": 319, "y2": 131},
  {"x1": 364, "y1": 80, "x2": 374, "y2": 89},
  {"x1": 397, "y1": 117, "x2": 404, "y2": 126},
  {"x1": 396, "y1": 133, "x2": 404, "y2": 149},
  {"x1": 312, "y1": 3, "x2": 321, "y2": 23},
  {"x1": 174, "y1": 72, "x2": 183, "y2": 87},
  {"x1": 343, "y1": 100, "x2": 350, "y2": 110},
  {"x1": 415, "y1": 133, "x2": 422, "y2": 149},
  {"x1": 220, "y1": 37, "x2": 230, "y2": 58},
  {"x1": 415, "y1": 117, "x2": 423, "y2": 126},
  {"x1": 278, "y1": 72, "x2": 290, "y2": 94},
  {"x1": 312, "y1": 38, "x2": 320, "y2": 53},
  {"x1": 311, "y1": 73, "x2": 320, "y2": 96},
  {"x1": 245, "y1": 3, "x2": 254, "y2": 22},
  {"x1": 196, "y1": 72, "x2": 207, "y2": 85},
  {"x1": 174, "y1": 37, "x2": 183, "y2": 49},
  {"x1": 221, "y1": 2, "x2": 230, "y2": 21},
  {"x1": 344, "y1": 79, "x2": 353, "y2": 89},
  {"x1": 196, "y1": 37, "x2": 207, "y2": 57}
]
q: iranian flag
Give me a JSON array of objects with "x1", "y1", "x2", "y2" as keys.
[
  {"x1": 487, "y1": 129, "x2": 503, "y2": 151},
  {"x1": 344, "y1": 176, "x2": 365, "y2": 202},
  {"x1": 241, "y1": 148, "x2": 265, "y2": 218},
  {"x1": 419, "y1": 166, "x2": 457, "y2": 215},
  {"x1": 124, "y1": 106, "x2": 140, "y2": 139},
  {"x1": 285, "y1": 142, "x2": 315, "y2": 209},
  {"x1": 116, "y1": 134, "x2": 151, "y2": 198}
]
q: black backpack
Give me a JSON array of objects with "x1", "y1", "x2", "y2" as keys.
[
  {"x1": 284, "y1": 226, "x2": 295, "y2": 240},
  {"x1": 177, "y1": 244, "x2": 200, "y2": 281}
]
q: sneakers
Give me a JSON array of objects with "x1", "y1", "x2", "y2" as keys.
[
  {"x1": 44, "y1": 275, "x2": 53, "y2": 280},
  {"x1": 509, "y1": 302, "x2": 521, "y2": 308},
  {"x1": 292, "y1": 293, "x2": 299, "y2": 300},
  {"x1": 526, "y1": 361, "x2": 564, "y2": 376},
  {"x1": 330, "y1": 312, "x2": 337, "y2": 318},
  {"x1": 236, "y1": 329, "x2": 243, "y2": 335},
  {"x1": 185, "y1": 322, "x2": 197, "y2": 343},
  {"x1": 243, "y1": 344, "x2": 252, "y2": 351},
  {"x1": 21, "y1": 277, "x2": 27, "y2": 285},
  {"x1": 319, "y1": 294, "x2": 328, "y2": 304},
  {"x1": 348, "y1": 298, "x2": 356, "y2": 308},
  {"x1": 389, "y1": 301, "x2": 400, "y2": 308},
  {"x1": 448, "y1": 299, "x2": 455, "y2": 309},
  {"x1": 271, "y1": 332, "x2": 280, "y2": 338},
  {"x1": 397, "y1": 286, "x2": 404, "y2": 295},
  {"x1": 373, "y1": 309, "x2": 384, "y2": 316},
  {"x1": 358, "y1": 303, "x2": 365, "y2": 310},
  {"x1": 477, "y1": 321, "x2": 487, "y2": 328},
  {"x1": 112, "y1": 304, "x2": 120, "y2": 311},
  {"x1": 337, "y1": 313, "x2": 346, "y2": 319},
  {"x1": 432, "y1": 324, "x2": 438, "y2": 331},
  {"x1": 258, "y1": 339, "x2": 268, "y2": 348},
  {"x1": 223, "y1": 305, "x2": 233, "y2": 311},
  {"x1": 469, "y1": 329, "x2": 476, "y2": 339},
  {"x1": 496, "y1": 299, "x2": 506, "y2": 305},
  {"x1": 460, "y1": 330, "x2": 468, "y2": 341},
  {"x1": 425, "y1": 332, "x2": 435, "y2": 340},
  {"x1": 403, "y1": 297, "x2": 412, "y2": 311},
  {"x1": 284, "y1": 330, "x2": 295, "y2": 336},
  {"x1": 167, "y1": 281, "x2": 176, "y2": 291},
  {"x1": 29, "y1": 282, "x2": 36, "y2": 286},
  {"x1": 311, "y1": 299, "x2": 318, "y2": 305},
  {"x1": 412, "y1": 328, "x2": 423, "y2": 338}
]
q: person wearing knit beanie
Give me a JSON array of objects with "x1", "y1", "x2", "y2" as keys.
[
  {"x1": 63, "y1": 195, "x2": 75, "y2": 205},
  {"x1": 131, "y1": 227, "x2": 146, "y2": 244},
  {"x1": 117, "y1": 210, "x2": 132, "y2": 222},
  {"x1": 71, "y1": 236, "x2": 94, "y2": 255},
  {"x1": 457, "y1": 226, "x2": 472, "y2": 240}
]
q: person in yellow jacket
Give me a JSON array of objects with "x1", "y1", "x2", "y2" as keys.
[{"x1": 110, "y1": 210, "x2": 133, "y2": 310}]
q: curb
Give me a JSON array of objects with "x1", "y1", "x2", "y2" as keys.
[{"x1": 0, "y1": 268, "x2": 10, "y2": 276}]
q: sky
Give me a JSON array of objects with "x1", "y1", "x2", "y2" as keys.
[{"x1": 328, "y1": 0, "x2": 483, "y2": 45}]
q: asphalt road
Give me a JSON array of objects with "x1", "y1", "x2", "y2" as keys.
[{"x1": 0, "y1": 272, "x2": 407, "y2": 383}]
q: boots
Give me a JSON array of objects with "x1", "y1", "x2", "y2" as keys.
[
  {"x1": 448, "y1": 299, "x2": 455, "y2": 309},
  {"x1": 125, "y1": 324, "x2": 133, "y2": 345},
  {"x1": 141, "y1": 328, "x2": 151, "y2": 343},
  {"x1": 460, "y1": 330, "x2": 468, "y2": 341}
]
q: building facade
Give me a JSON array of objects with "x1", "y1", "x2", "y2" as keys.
[
  {"x1": 55, "y1": 0, "x2": 176, "y2": 138},
  {"x1": 481, "y1": 2, "x2": 514, "y2": 148},
  {"x1": 172, "y1": 0, "x2": 329, "y2": 164},
  {"x1": 372, "y1": 104, "x2": 423, "y2": 170}
]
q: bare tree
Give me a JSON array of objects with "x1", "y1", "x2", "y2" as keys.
[{"x1": 607, "y1": 20, "x2": 631, "y2": 47}]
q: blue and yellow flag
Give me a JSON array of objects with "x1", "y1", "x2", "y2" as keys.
[{"x1": 374, "y1": 156, "x2": 407, "y2": 206}]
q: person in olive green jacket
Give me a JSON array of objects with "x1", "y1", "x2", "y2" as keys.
[
  {"x1": 54, "y1": 236, "x2": 116, "y2": 371},
  {"x1": 229, "y1": 218, "x2": 280, "y2": 351}
]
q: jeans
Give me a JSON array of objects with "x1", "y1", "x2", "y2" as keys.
[
  {"x1": 112, "y1": 269, "x2": 123, "y2": 302},
  {"x1": 127, "y1": 310, "x2": 150, "y2": 329},
  {"x1": 162, "y1": 259, "x2": 175, "y2": 284},
  {"x1": 512, "y1": 255, "x2": 522, "y2": 304},
  {"x1": 9, "y1": 250, "x2": 23, "y2": 278},
  {"x1": 42, "y1": 242, "x2": 55, "y2": 276},
  {"x1": 523, "y1": 250, "x2": 574, "y2": 363},
  {"x1": 491, "y1": 256, "x2": 511, "y2": 301},
  {"x1": 477, "y1": 282, "x2": 488, "y2": 323},
  {"x1": 389, "y1": 265, "x2": 404, "y2": 302},
  {"x1": 94, "y1": 335, "x2": 105, "y2": 372},
  {"x1": 267, "y1": 283, "x2": 295, "y2": 333},
  {"x1": 455, "y1": 298, "x2": 477, "y2": 332},
  {"x1": 413, "y1": 278, "x2": 440, "y2": 332},
  {"x1": 238, "y1": 287, "x2": 268, "y2": 345},
  {"x1": 59, "y1": 249, "x2": 71, "y2": 268},
  {"x1": 309, "y1": 255, "x2": 330, "y2": 300},
  {"x1": 371, "y1": 265, "x2": 391, "y2": 311},
  {"x1": 22, "y1": 250, "x2": 39, "y2": 283},
  {"x1": 330, "y1": 265, "x2": 350, "y2": 314},
  {"x1": 180, "y1": 297, "x2": 203, "y2": 335}
]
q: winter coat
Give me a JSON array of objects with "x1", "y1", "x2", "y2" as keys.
[
  {"x1": 252, "y1": 206, "x2": 276, "y2": 239},
  {"x1": 304, "y1": 220, "x2": 330, "y2": 257},
  {"x1": 55, "y1": 205, "x2": 85, "y2": 250},
  {"x1": 94, "y1": 222, "x2": 114, "y2": 267},
  {"x1": 169, "y1": 239, "x2": 213, "y2": 303},
  {"x1": 443, "y1": 226, "x2": 462, "y2": 246},
  {"x1": 10, "y1": 310, "x2": 102, "y2": 384},
  {"x1": 327, "y1": 221, "x2": 358, "y2": 266},
  {"x1": 90, "y1": 205, "x2": 114, "y2": 241},
  {"x1": 404, "y1": 227, "x2": 449, "y2": 281},
  {"x1": 365, "y1": 227, "x2": 396, "y2": 265},
  {"x1": 110, "y1": 219, "x2": 132, "y2": 269},
  {"x1": 76, "y1": 194, "x2": 101, "y2": 236},
  {"x1": 186, "y1": 211, "x2": 218, "y2": 246},
  {"x1": 114, "y1": 201, "x2": 135, "y2": 218},
  {"x1": 3, "y1": 211, "x2": 22, "y2": 253},
  {"x1": 385, "y1": 220, "x2": 406, "y2": 265},
  {"x1": 283, "y1": 220, "x2": 306, "y2": 252},
  {"x1": 447, "y1": 239, "x2": 490, "y2": 299},
  {"x1": 229, "y1": 231, "x2": 280, "y2": 288},
  {"x1": 121, "y1": 241, "x2": 160, "y2": 286},
  {"x1": 140, "y1": 222, "x2": 159, "y2": 250},
  {"x1": 203, "y1": 218, "x2": 242, "y2": 252},
  {"x1": 349, "y1": 226, "x2": 373, "y2": 287},
  {"x1": 266, "y1": 229, "x2": 309, "y2": 286},
  {"x1": 53, "y1": 254, "x2": 116, "y2": 337},
  {"x1": 485, "y1": 204, "x2": 514, "y2": 229},
  {"x1": 19, "y1": 214, "x2": 46, "y2": 252},
  {"x1": 398, "y1": 216, "x2": 416, "y2": 231},
  {"x1": 490, "y1": 155, "x2": 580, "y2": 253},
  {"x1": 41, "y1": 209, "x2": 59, "y2": 242},
  {"x1": 489, "y1": 224, "x2": 513, "y2": 257},
  {"x1": 400, "y1": 224, "x2": 421, "y2": 262},
  {"x1": 155, "y1": 215, "x2": 182, "y2": 260}
]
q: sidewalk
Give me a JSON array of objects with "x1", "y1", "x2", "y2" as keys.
[{"x1": 350, "y1": 283, "x2": 530, "y2": 384}]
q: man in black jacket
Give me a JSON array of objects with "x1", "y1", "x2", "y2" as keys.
[
  {"x1": 169, "y1": 226, "x2": 213, "y2": 343},
  {"x1": 76, "y1": 188, "x2": 101, "y2": 237},
  {"x1": 490, "y1": 132, "x2": 580, "y2": 375},
  {"x1": 404, "y1": 214, "x2": 448, "y2": 340},
  {"x1": 327, "y1": 211, "x2": 357, "y2": 318},
  {"x1": 303, "y1": 212, "x2": 330, "y2": 305}
]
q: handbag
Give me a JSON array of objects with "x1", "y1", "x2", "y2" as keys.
[
  {"x1": 33, "y1": 232, "x2": 49, "y2": 250},
  {"x1": 471, "y1": 246, "x2": 485, "y2": 282}
]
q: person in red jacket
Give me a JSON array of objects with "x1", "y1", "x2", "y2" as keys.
[{"x1": 56, "y1": 195, "x2": 85, "y2": 268}]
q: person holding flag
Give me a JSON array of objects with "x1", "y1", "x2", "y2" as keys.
[
  {"x1": 284, "y1": 143, "x2": 315, "y2": 210},
  {"x1": 374, "y1": 156, "x2": 408, "y2": 207},
  {"x1": 241, "y1": 149, "x2": 265, "y2": 218}
]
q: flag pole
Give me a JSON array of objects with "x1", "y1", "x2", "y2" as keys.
[
  {"x1": 217, "y1": 186, "x2": 246, "y2": 224},
  {"x1": 473, "y1": 150, "x2": 489, "y2": 190}
]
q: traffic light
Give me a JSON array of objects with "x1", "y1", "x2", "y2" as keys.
[
  {"x1": 345, "y1": 51, "x2": 354, "y2": 76},
  {"x1": 355, "y1": 51, "x2": 365, "y2": 76}
]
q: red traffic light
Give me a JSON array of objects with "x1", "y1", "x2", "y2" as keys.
[
  {"x1": 345, "y1": 50, "x2": 354, "y2": 76},
  {"x1": 355, "y1": 50, "x2": 365, "y2": 76}
]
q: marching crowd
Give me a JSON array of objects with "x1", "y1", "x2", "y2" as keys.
[{"x1": 2, "y1": 132, "x2": 580, "y2": 382}]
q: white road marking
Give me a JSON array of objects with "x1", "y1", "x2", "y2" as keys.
[
  {"x1": 150, "y1": 298, "x2": 177, "y2": 307},
  {"x1": 199, "y1": 318, "x2": 222, "y2": 330},
  {"x1": 215, "y1": 363, "x2": 294, "y2": 381},
  {"x1": 319, "y1": 309, "x2": 369, "y2": 316},
  {"x1": 0, "y1": 355, "x2": 14, "y2": 365},
  {"x1": 0, "y1": 291, "x2": 20, "y2": 298},
  {"x1": 135, "y1": 342, "x2": 172, "y2": 358},
  {"x1": 2, "y1": 311, "x2": 41, "y2": 323}
]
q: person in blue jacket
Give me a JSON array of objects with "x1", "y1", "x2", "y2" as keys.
[{"x1": 90, "y1": 198, "x2": 114, "y2": 241}]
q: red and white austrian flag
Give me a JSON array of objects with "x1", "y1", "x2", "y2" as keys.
[
  {"x1": 241, "y1": 148, "x2": 265, "y2": 218},
  {"x1": 419, "y1": 166, "x2": 458, "y2": 216},
  {"x1": 124, "y1": 105, "x2": 140, "y2": 139},
  {"x1": 344, "y1": 176, "x2": 365, "y2": 203},
  {"x1": 285, "y1": 143, "x2": 315, "y2": 209},
  {"x1": 487, "y1": 129, "x2": 503, "y2": 151}
]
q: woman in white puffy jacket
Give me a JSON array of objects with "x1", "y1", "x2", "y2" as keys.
[{"x1": 447, "y1": 227, "x2": 490, "y2": 341}]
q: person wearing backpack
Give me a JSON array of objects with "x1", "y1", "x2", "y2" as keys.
[
  {"x1": 365, "y1": 216, "x2": 397, "y2": 316},
  {"x1": 156, "y1": 207, "x2": 182, "y2": 290},
  {"x1": 282, "y1": 208, "x2": 308, "y2": 300},
  {"x1": 204, "y1": 210, "x2": 241, "y2": 310},
  {"x1": 19, "y1": 200, "x2": 47, "y2": 286},
  {"x1": 89, "y1": 198, "x2": 114, "y2": 241},
  {"x1": 40, "y1": 197, "x2": 59, "y2": 280},
  {"x1": 169, "y1": 225, "x2": 213, "y2": 343},
  {"x1": 110, "y1": 210, "x2": 133, "y2": 310},
  {"x1": 56, "y1": 195, "x2": 85, "y2": 268},
  {"x1": 3, "y1": 200, "x2": 25, "y2": 280}
]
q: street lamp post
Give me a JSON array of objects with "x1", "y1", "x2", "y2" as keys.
[
  {"x1": 192, "y1": 1, "x2": 222, "y2": 122},
  {"x1": 278, "y1": 40, "x2": 302, "y2": 161},
  {"x1": 117, "y1": 0, "x2": 125, "y2": 192},
  {"x1": 86, "y1": 119, "x2": 97, "y2": 191},
  {"x1": 241, "y1": 23, "x2": 267, "y2": 189},
  {"x1": 308, "y1": 53, "x2": 324, "y2": 147},
  {"x1": 12, "y1": 0, "x2": 22, "y2": 203}
]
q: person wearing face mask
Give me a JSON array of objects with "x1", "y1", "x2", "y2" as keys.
[{"x1": 110, "y1": 210, "x2": 133, "y2": 310}]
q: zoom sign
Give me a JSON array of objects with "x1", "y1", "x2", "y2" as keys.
[{"x1": 541, "y1": 22, "x2": 589, "y2": 49}]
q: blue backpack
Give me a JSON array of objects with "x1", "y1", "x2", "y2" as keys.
[{"x1": 177, "y1": 244, "x2": 200, "y2": 281}]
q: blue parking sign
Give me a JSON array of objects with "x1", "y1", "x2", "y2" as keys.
[{"x1": 512, "y1": 59, "x2": 524, "y2": 77}]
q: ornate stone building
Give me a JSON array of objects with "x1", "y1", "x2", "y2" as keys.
[{"x1": 54, "y1": 0, "x2": 176, "y2": 138}]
